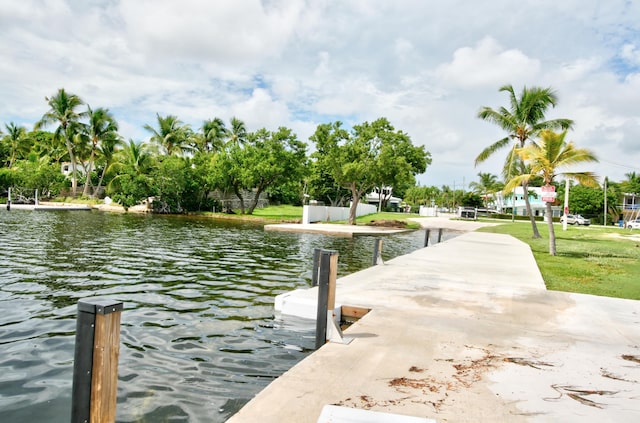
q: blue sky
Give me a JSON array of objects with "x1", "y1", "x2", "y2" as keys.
[{"x1": 1, "y1": 0, "x2": 639, "y2": 188}]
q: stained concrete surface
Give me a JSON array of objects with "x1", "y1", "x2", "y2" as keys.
[{"x1": 228, "y1": 221, "x2": 639, "y2": 423}]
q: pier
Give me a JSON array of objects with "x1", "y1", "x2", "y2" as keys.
[{"x1": 229, "y1": 220, "x2": 640, "y2": 422}]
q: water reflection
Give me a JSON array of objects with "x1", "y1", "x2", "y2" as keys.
[{"x1": 0, "y1": 210, "x2": 452, "y2": 422}]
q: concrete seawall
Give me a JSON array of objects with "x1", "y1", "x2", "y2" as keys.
[{"x1": 228, "y1": 228, "x2": 640, "y2": 422}]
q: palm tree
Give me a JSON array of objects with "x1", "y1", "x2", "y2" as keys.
[
  {"x1": 476, "y1": 84, "x2": 574, "y2": 238},
  {"x1": 81, "y1": 107, "x2": 119, "y2": 197},
  {"x1": 469, "y1": 172, "x2": 503, "y2": 209},
  {"x1": 3, "y1": 122, "x2": 29, "y2": 168},
  {"x1": 199, "y1": 117, "x2": 227, "y2": 153},
  {"x1": 226, "y1": 117, "x2": 247, "y2": 147},
  {"x1": 35, "y1": 89, "x2": 87, "y2": 195},
  {"x1": 144, "y1": 114, "x2": 192, "y2": 156},
  {"x1": 504, "y1": 130, "x2": 598, "y2": 255},
  {"x1": 94, "y1": 132, "x2": 123, "y2": 197}
]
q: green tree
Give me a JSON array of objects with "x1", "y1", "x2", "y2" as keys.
[
  {"x1": 227, "y1": 117, "x2": 247, "y2": 147},
  {"x1": 468, "y1": 172, "x2": 503, "y2": 209},
  {"x1": 476, "y1": 85, "x2": 574, "y2": 238},
  {"x1": 2, "y1": 122, "x2": 30, "y2": 168},
  {"x1": 35, "y1": 88, "x2": 87, "y2": 195},
  {"x1": 144, "y1": 114, "x2": 192, "y2": 156},
  {"x1": 241, "y1": 127, "x2": 307, "y2": 214},
  {"x1": 94, "y1": 134, "x2": 123, "y2": 197},
  {"x1": 107, "y1": 140, "x2": 155, "y2": 208},
  {"x1": 198, "y1": 117, "x2": 227, "y2": 153},
  {"x1": 310, "y1": 118, "x2": 428, "y2": 224},
  {"x1": 80, "y1": 107, "x2": 120, "y2": 197},
  {"x1": 373, "y1": 124, "x2": 431, "y2": 210},
  {"x1": 505, "y1": 130, "x2": 598, "y2": 255}
]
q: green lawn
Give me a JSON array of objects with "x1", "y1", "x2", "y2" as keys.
[{"x1": 479, "y1": 222, "x2": 640, "y2": 300}]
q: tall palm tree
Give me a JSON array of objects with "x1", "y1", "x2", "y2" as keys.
[
  {"x1": 80, "y1": 107, "x2": 119, "y2": 196},
  {"x1": 35, "y1": 89, "x2": 87, "y2": 195},
  {"x1": 94, "y1": 135, "x2": 123, "y2": 197},
  {"x1": 504, "y1": 130, "x2": 598, "y2": 255},
  {"x1": 144, "y1": 114, "x2": 192, "y2": 156},
  {"x1": 3, "y1": 122, "x2": 29, "y2": 168},
  {"x1": 469, "y1": 172, "x2": 503, "y2": 209},
  {"x1": 226, "y1": 117, "x2": 247, "y2": 147},
  {"x1": 199, "y1": 117, "x2": 227, "y2": 153},
  {"x1": 476, "y1": 84, "x2": 574, "y2": 238}
]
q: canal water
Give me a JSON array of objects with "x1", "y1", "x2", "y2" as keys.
[{"x1": 0, "y1": 209, "x2": 453, "y2": 422}]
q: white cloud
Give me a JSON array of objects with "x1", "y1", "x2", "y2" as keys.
[
  {"x1": 436, "y1": 37, "x2": 541, "y2": 88},
  {"x1": 1, "y1": 0, "x2": 640, "y2": 187}
]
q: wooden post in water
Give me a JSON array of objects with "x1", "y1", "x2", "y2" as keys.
[
  {"x1": 438, "y1": 228, "x2": 443, "y2": 243},
  {"x1": 71, "y1": 298, "x2": 123, "y2": 423},
  {"x1": 6, "y1": 187, "x2": 11, "y2": 210},
  {"x1": 424, "y1": 229, "x2": 430, "y2": 247},
  {"x1": 372, "y1": 238, "x2": 383, "y2": 265},
  {"x1": 315, "y1": 250, "x2": 338, "y2": 349}
]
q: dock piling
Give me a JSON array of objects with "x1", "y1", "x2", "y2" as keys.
[
  {"x1": 438, "y1": 228, "x2": 443, "y2": 243},
  {"x1": 314, "y1": 250, "x2": 339, "y2": 349},
  {"x1": 424, "y1": 229, "x2": 430, "y2": 247},
  {"x1": 372, "y1": 238, "x2": 384, "y2": 265},
  {"x1": 71, "y1": 298, "x2": 123, "y2": 423}
]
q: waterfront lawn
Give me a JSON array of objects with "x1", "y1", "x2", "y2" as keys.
[
  {"x1": 479, "y1": 222, "x2": 640, "y2": 300},
  {"x1": 356, "y1": 212, "x2": 422, "y2": 229},
  {"x1": 250, "y1": 205, "x2": 303, "y2": 221}
]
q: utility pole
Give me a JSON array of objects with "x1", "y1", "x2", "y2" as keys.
[{"x1": 603, "y1": 177, "x2": 608, "y2": 226}]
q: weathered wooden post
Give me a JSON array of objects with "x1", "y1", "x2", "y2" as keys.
[
  {"x1": 438, "y1": 228, "x2": 443, "y2": 243},
  {"x1": 424, "y1": 229, "x2": 430, "y2": 247},
  {"x1": 71, "y1": 298, "x2": 123, "y2": 423},
  {"x1": 6, "y1": 187, "x2": 11, "y2": 210},
  {"x1": 372, "y1": 238, "x2": 384, "y2": 265},
  {"x1": 315, "y1": 250, "x2": 338, "y2": 349},
  {"x1": 311, "y1": 248, "x2": 321, "y2": 287}
]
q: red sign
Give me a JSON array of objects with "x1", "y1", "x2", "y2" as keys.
[{"x1": 541, "y1": 185, "x2": 556, "y2": 203}]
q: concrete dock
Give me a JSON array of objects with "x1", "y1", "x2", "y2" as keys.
[{"x1": 229, "y1": 220, "x2": 640, "y2": 422}]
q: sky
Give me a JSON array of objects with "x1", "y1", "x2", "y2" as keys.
[{"x1": 1, "y1": 0, "x2": 639, "y2": 188}]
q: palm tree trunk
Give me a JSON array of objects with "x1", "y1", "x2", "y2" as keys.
[
  {"x1": 521, "y1": 180, "x2": 541, "y2": 238},
  {"x1": 546, "y1": 202, "x2": 556, "y2": 255},
  {"x1": 65, "y1": 138, "x2": 78, "y2": 196},
  {"x1": 82, "y1": 150, "x2": 96, "y2": 197}
]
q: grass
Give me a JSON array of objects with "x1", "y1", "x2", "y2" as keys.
[
  {"x1": 478, "y1": 221, "x2": 640, "y2": 300},
  {"x1": 355, "y1": 212, "x2": 422, "y2": 229}
]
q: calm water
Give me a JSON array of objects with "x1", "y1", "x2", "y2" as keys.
[{"x1": 0, "y1": 209, "x2": 446, "y2": 422}]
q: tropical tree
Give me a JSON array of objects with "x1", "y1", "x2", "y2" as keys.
[
  {"x1": 468, "y1": 172, "x2": 503, "y2": 209},
  {"x1": 226, "y1": 117, "x2": 247, "y2": 147},
  {"x1": 35, "y1": 88, "x2": 87, "y2": 195},
  {"x1": 198, "y1": 117, "x2": 227, "y2": 153},
  {"x1": 504, "y1": 130, "x2": 598, "y2": 255},
  {"x1": 144, "y1": 114, "x2": 192, "y2": 156},
  {"x1": 2, "y1": 122, "x2": 30, "y2": 168},
  {"x1": 476, "y1": 84, "x2": 574, "y2": 238},
  {"x1": 94, "y1": 134, "x2": 123, "y2": 197},
  {"x1": 80, "y1": 107, "x2": 119, "y2": 196},
  {"x1": 241, "y1": 127, "x2": 308, "y2": 214},
  {"x1": 107, "y1": 140, "x2": 155, "y2": 208}
]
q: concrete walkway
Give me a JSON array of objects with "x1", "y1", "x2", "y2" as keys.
[{"x1": 228, "y1": 229, "x2": 640, "y2": 422}]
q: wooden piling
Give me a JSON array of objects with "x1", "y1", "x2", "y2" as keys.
[
  {"x1": 372, "y1": 238, "x2": 383, "y2": 265},
  {"x1": 71, "y1": 298, "x2": 123, "y2": 423},
  {"x1": 424, "y1": 229, "x2": 430, "y2": 247},
  {"x1": 315, "y1": 250, "x2": 339, "y2": 349},
  {"x1": 438, "y1": 228, "x2": 443, "y2": 243}
]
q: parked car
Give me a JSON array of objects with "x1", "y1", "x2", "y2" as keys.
[
  {"x1": 560, "y1": 214, "x2": 591, "y2": 226},
  {"x1": 626, "y1": 218, "x2": 640, "y2": 229}
]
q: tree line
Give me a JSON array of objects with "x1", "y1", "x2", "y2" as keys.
[{"x1": 0, "y1": 88, "x2": 431, "y2": 223}]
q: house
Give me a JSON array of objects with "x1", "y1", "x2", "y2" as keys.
[
  {"x1": 494, "y1": 186, "x2": 562, "y2": 218},
  {"x1": 365, "y1": 187, "x2": 402, "y2": 211}
]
